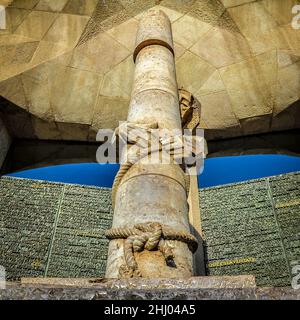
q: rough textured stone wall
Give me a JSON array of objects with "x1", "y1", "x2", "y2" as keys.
[
  {"x1": 200, "y1": 172, "x2": 300, "y2": 287},
  {"x1": 2, "y1": 277, "x2": 300, "y2": 300},
  {"x1": 0, "y1": 118, "x2": 11, "y2": 169},
  {"x1": 1, "y1": 173, "x2": 299, "y2": 287},
  {"x1": 0, "y1": 177, "x2": 112, "y2": 280}
]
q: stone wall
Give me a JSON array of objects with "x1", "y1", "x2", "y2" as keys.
[
  {"x1": 1, "y1": 172, "x2": 299, "y2": 287},
  {"x1": 0, "y1": 177, "x2": 113, "y2": 280},
  {"x1": 200, "y1": 172, "x2": 300, "y2": 287},
  {"x1": 0, "y1": 117, "x2": 11, "y2": 169}
]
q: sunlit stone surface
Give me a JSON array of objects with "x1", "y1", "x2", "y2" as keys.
[{"x1": 0, "y1": 0, "x2": 299, "y2": 141}]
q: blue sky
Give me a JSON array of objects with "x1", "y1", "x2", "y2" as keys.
[{"x1": 6, "y1": 154, "x2": 300, "y2": 188}]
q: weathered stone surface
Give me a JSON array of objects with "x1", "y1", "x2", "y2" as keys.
[
  {"x1": 0, "y1": 178, "x2": 62, "y2": 280},
  {"x1": 277, "y1": 51, "x2": 300, "y2": 69},
  {"x1": 63, "y1": 0, "x2": 98, "y2": 16},
  {"x1": 0, "y1": 177, "x2": 113, "y2": 280},
  {"x1": 190, "y1": 27, "x2": 252, "y2": 68},
  {"x1": 172, "y1": 14, "x2": 212, "y2": 48},
  {"x1": 92, "y1": 96, "x2": 129, "y2": 130},
  {"x1": 120, "y1": 0, "x2": 157, "y2": 18},
  {"x1": 220, "y1": 0, "x2": 256, "y2": 8},
  {"x1": 101, "y1": 56, "x2": 135, "y2": 99},
  {"x1": 0, "y1": 7, "x2": 30, "y2": 34},
  {"x1": 70, "y1": 31, "x2": 130, "y2": 74},
  {"x1": 21, "y1": 74, "x2": 53, "y2": 120},
  {"x1": 0, "y1": 75, "x2": 27, "y2": 108},
  {"x1": 200, "y1": 172, "x2": 300, "y2": 287},
  {"x1": 1, "y1": 280, "x2": 300, "y2": 300},
  {"x1": 0, "y1": 40, "x2": 39, "y2": 69},
  {"x1": 227, "y1": 1, "x2": 278, "y2": 40},
  {"x1": 136, "y1": 5, "x2": 184, "y2": 23},
  {"x1": 276, "y1": 61, "x2": 300, "y2": 114},
  {"x1": 100, "y1": 76, "x2": 127, "y2": 99},
  {"x1": 262, "y1": 0, "x2": 299, "y2": 26},
  {"x1": 20, "y1": 275, "x2": 257, "y2": 288},
  {"x1": 43, "y1": 13, "x2": 90, "y2": 48},
  {"x1": 219, "y1": 50, "x2": 277, "y2": 119},
  {"x1": 29, "y1": 41, "x2": 68, "y2": 66},
  {"x1": 188, "y1": 0, "x2": 225, "y2": 25},
  {"x1": 35, "y1": 0, "x2": 69, "y2": 12},
  {"x1": 14, "y1": 10, "x2": 57, "y2": 41},
  {"x1": 196, "y1": 71, "x2": 225, "y2": 96},
  {"x1": 50, "y1": 65, "x2": 102, "y2": 124},
  {"x1": 1, "y1": 172, "x2": 299, "y2": 287},
  {"x1": 0, "y1": 0, "x2": 300, "y2": 140},
  {"x1": 176, "y1": 51, "x2": 216, "y2": 93},
  {"x1": 79, "y1": 0, "x2": 132, "y2": 40},
  {"x1": 107, "y1": 18, "x2": 139, "y2": 51},
  {"x1": 10, "y1": 0, "x2": 39, "y2": 10},
  {"x1": 197, "y1": 91, "x2": 239, "y2": 129},
  {"x1": 173, "y1": 42, "x2": 186, "y2": 60},
  {"x1": 0, "y1": 0, "x2": 13, "y2": 6},
  {"x1": 45, "y1": 185, "x2": 113, "y2": 278}
]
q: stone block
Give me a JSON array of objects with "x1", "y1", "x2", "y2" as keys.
[
  {"x1": 172, "y1": 14, "x2": 212, "y2": 48},
  {"x1": 70, "y1": 31, "x2": 130, "y2": 74},
  {"x1": 15, "y1": 10, "x2": 58, "y2": 41},
  {"x1": 43, "y1": 13, "x2": 90, "y2": 48},
  {"x1": 176, "y1": 51, "x2": 216, "y2": 93},
  {"x1": 63, "y1": 0, "x2": 98, "y2": 16},
  {"x1": 50, "y1": 65, "x2": 102, "y2": 124},
  {"x1": 92, "y1": 96, "x2": 129, "y2": 130},
  {"x1": 35, "y1": 0, "x2": 69, "y2": 12}
]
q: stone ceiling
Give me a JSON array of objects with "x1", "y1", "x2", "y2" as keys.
[{"x1": 0, "y1": 0, "x2": 299, "y2": 142}]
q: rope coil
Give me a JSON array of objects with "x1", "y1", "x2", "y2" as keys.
[{"x1": 105, "y1": 222, "x2": 198, "y2": 278}]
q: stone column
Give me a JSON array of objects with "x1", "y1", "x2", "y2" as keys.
[{"x1": 105, "y1": 9, "x2": 194, "y2": 278}]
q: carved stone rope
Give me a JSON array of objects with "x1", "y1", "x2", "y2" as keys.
[
  {"x1": 105, "y1": 222, "x2": 198, "y2": 278},
  {"x1": 111, "y1": 122, "x2": 192, "y2": 208},
  {"x1": 111, "y1": 89, "x2": 203, "y2": 208}
]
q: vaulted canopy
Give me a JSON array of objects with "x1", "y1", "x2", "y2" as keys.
[{"x1": 0, "y1": 0, "x2": 299, "y2": 141}]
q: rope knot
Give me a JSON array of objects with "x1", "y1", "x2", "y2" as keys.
[{"x1": 105, "y1": 221, "x2": 198, "y2": 278}]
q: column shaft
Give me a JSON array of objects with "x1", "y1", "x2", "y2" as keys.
[{"x1": 105, "y1": 9, "x2": 193, "y2": 278}]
